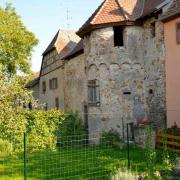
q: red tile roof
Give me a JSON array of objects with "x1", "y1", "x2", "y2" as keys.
[
  {"x1": 160, "y1": 0, "x2": 180, "y2": 22},
  {"x1": 77, "y1": 0, "x2": 166, "y2": 37}
]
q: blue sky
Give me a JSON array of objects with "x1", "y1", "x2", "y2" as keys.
[{"x1": 0, "y1": 0, "x2": 103, "y2": 72}]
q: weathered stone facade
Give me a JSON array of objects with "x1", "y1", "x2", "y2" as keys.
[
  {"x1": 84, "y1": 18, "x2": 166, "y2": 139},
  {"x1": 39, "y1": 30, "x2": 80, "y2": 110},
  {"x1": 64, "y1": 54, "x2": 87, "y2": 117},
  {"x1": 37, "y1": 0, "x2": 173, "y2": 144}
]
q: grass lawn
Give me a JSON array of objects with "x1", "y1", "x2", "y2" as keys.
[{"x1": 0, "y1": 145, "x2": 178, "y2": 180}]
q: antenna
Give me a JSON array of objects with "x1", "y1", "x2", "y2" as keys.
[{"x1": 66, "y1": 8, "x2": 72, "y2": 29}]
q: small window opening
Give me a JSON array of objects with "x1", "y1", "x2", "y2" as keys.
[
  {"x1": 149, "y1": 89, "x2": 153, "y2": 94},
  {"x1": 55, "y1": 97, "x2": 59, "y2": 109},
  {"x1": 151, "y1": 22, "x2": 156, "y2": 38},
  {"x1": 42, "y1": 81, "x2": 46, "y2": 93},
  {"x1": 123, "y1": 91, "x2": 131, "y2": 95},
  {"x1": 176, "y1": 22, "x2": 180, "y2": 44},
  {"x1": 113, "y1": 26, "x2": 124, "y2": 47}
]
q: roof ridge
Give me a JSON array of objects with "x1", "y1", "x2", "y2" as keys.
[
  {"x1": 115, "y1": 0, "x2": 127, "y2": 21},
  {"x1": 42, "y1": 30, "x2": 60, "y2": 56}
]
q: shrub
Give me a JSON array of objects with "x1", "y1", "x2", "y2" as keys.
[
  {"x1": 57, "y1": 112, "x2": 86, "y2": 146},
  {"x1": 101, "y1": 129, "x2": 120, "y2": 146},
  {"x1": 24, "y1": 109, "x2": 63, "y2": 152},
  {"x1": 0, "y1": 139, "x2": 13, "y2": 157},
  {"x1": 145, "y1": 126, "x2": 157, "y2": 176}
]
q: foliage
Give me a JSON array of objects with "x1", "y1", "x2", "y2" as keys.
[
  {"x1": 0, "y1": 72, "x2": 34, "y2": 140},
  {"x1": 0, "y1": 138, "x2": 12, "y2": 157},
  {"x1": 161, "y1": 139, "x2": 173, "y2": 173},
  {"x1": 145, "y1": 126, "x2": 156, "y2": 176},
  {"x1": 0, "y1": 72, "x2": 64, "y2": 152},
  {"x1": 57, "y1": 112, "x2": 86, "y2": 146},
  {"x1": 24, "y1": 109, "x2": 63, "y2": 152},
  {"x1": 101, "y1": 129, "x2": 121, "y2": 145},
  {"x1": 110, "y1": 168, "x2": 137, "y2": 180},
  {"x1": 0, "y1": 3, "x2": 38, "y2": 74}
]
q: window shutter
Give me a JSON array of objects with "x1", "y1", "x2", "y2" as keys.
[
  {"x1": 55, "y1": 78, "x2": 58, "y2": 88},
  {"x1": 176, "y1": 23, "x2": 180, "y2": 44},
  {"x1": 88, "y1": 80, "x2": 100, "y2": 105}
]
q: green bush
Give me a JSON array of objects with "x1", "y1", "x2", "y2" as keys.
[
  {"x1": 57, "y1": 112, "x2": 86, "y2": 146},
  {"x1": 101, "y1": 129, "x2": 120, "y2": 145},
  {"x1": 24, "y1": 109, "x2": 63, "y2": 152},
  {"x1": 0, "y1": 139, "x2": 13, "y2": 156},
  {"x1": 1, "y1": 109, "x2": 86, "y2": 152}
]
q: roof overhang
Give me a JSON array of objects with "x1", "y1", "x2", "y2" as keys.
[
  {"x1": 77, "y1": 21, "x2": 138, "y2": 38},
  {"x1": 160, "y1": 11, "x2": 180, "y2": 22}
]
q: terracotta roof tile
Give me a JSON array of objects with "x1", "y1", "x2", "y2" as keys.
[
  {"x1": 91, "y1": 0, "x2": 125, "y2": 25},
  {"x1": 77, "y1": 0, "x2": 166, "y2": 37}
]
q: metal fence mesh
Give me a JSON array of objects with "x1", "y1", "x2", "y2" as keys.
[
  {"x1": 26, "y1": 134, "x2": 114, "y2": 180},
  {"x1": 0, "y1": 113, "x2": 179, "y2": 180}
]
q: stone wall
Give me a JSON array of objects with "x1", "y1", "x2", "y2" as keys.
[
  {"x1": 64, "y1": 54, "x2": 87, "y2": 118},
  {"x1": 39, "y1": 53, "x2": 87, "y2": 117},
  {"x1": 39, "y1": 67, "x2": 65, "y2": 111},
  {"x1": 84, "y1": 18, "x2": 166, "y2": 139},
  {"x1": 31, "y1": 83, "x2": 40, "y2": 100},
  {"x1": 143, "y1": 18, "x2": 166, "y2": 128}
]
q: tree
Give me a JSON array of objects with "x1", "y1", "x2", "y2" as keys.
[
  {"x1": 0, "y1": 3, "x2": 38, "y2": 74},
  {"x1": 0, "y1": 72, "x2": 63, "y2": 152},
  {"x1": 0, "y1": 72, "x2": 33, "y2": 138}
]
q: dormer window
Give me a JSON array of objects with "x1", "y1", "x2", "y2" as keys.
[{"x1": 113, "y1": 26, "x2": 124, "y2": 47}]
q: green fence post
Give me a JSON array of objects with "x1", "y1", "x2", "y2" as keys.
[
  {"x1": 127, "y1": 124, "x2": 130, "y2": 170},
  {"x1": 24, "y1": 132, "x2": 27, "y2": 180}
]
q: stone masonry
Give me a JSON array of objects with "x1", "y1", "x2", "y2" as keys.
[{"x1": 84, "y1": 18, "x2": 166, "y2": 140}]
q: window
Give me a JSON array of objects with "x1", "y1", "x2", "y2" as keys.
[
  {"x1": 149, "y1": 89, "x2": 153, "y2": 94},
  {"x1": 49, "y1": 78, "x2": 58, "y2": 89},
  {"x1": 55, "y1": 97, "x2": 59, "y2": 109},
  {"x1": 113, "y1": 26, "x2": 124, "y2": 47},
  {"x1": 151, "y1": 22, "x2": 156, "y2": 38},
  {"x1": 42, "y1": 81, "x2": 46, "y2": 93},
  {"x1": 176, "y1": 23, "x2": 180, "y2": 44},
  {"x1": 44, "y1": 103, "x2": 48, "y2": 111},
  {"x1": 88, "y1": 80, "x2": 100, "y2": 105}
]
